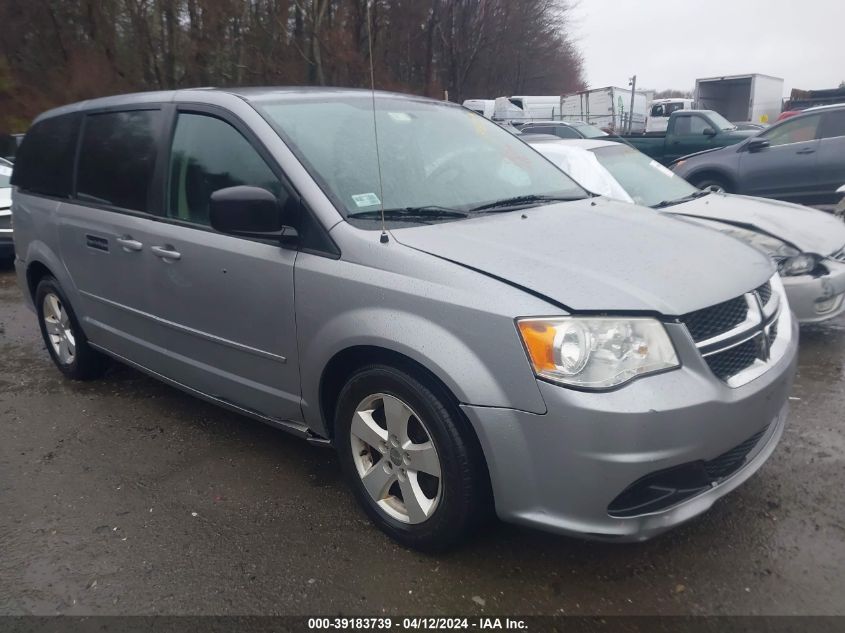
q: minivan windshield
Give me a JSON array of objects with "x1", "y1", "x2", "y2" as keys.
[
  {"x1": 591, "y1": 144, "x2": 699, "y2": 207},
  {"x1": 254, "y1": 95, "x2": 587, "y2": 224}
]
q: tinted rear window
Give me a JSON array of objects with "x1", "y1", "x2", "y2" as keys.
[
  {"x1": 11, "y1": 113, "x2": 81, "y2": 197},
  {"x1": 819, "y1": 110, "x2": 845, "y2": 139},
  {"x1": 77, "y1": 110, "x2": 162, "y2": 211}
]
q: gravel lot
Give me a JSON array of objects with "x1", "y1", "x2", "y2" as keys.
[{"x1": 1, "y1": 260, "x2": 843, "y2": 616}]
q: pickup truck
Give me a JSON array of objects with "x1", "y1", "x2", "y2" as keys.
[{"x1": 621, "y1": 110, "x2": 757, "y2": 165}]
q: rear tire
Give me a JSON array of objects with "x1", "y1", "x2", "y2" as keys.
[
  {"x1": 335, "y1": 363, "x2": 491, "y2": 551},
  {"x1": 35, "y1": 276, "x2": 107, "y2": 380}
]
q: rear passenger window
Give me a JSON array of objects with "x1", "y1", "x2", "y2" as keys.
[
  {"x1": 167, "y1": 113, "x2": 283, "y2": 226},
  {"x1": 76, "y1": 110, "x2": 162, "y2": 212},
  {"x1": 11, "y1": 113, "x2": 80, "y2": 197},
  {"x1": 819, "y1": 110, "x2": 845, "y2": 139}
]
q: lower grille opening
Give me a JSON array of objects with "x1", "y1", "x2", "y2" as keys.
[{"x1": 607, "y1": 426, "x2": 769, "y2": 518}]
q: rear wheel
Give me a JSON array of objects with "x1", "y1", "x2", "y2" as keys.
[
  {"x1": 335, "y1": 364, "x2": 490, "y2": 551},
  {"x1": 35, "y1": 276, "x2": 107, "y2": 380}
]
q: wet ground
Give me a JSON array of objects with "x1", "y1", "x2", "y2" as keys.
[{"x1": 1, "y1": 260, "x2": 843, "y2": 616}]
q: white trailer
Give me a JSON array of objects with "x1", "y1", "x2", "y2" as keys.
[
  {"x1": 462, "y1": 99, "x2": 495, "y2": 118},
  {"x1": 694, "y1": 74, "x2": 784, "y2": 124},
  {"x1": 558, "y1": 87, "x2": 649, "y2": 132}
]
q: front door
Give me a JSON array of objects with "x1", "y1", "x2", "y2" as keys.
[
  {"x1": 139, "y1": 110, "x2": 301, "y2": 422},
  {"x1": 738, "y1": 113, "x2": 822, "y2": 202},
  {"x1": 665, "y1": 113, "x2": 720, "y2": 163}
]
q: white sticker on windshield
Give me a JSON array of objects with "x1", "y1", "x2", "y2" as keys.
[
  {"x1": 352, "y1": 193, "x2": 381, "y2": 207},
  {"x1": 649, "y1": 160, "x2": 676, "y2": 178},
  {"x1": 387, "y1": 112, "x2": 412, "y2": 123},
  {"x1": 0, "y1": 166, "x2": 11, "y2": 177}
]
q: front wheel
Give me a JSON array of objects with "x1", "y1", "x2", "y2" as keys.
[
  {"x1": 335, "y1": 364, "x2": 490, "y2": 551},
  {"x1": 693, "y1": 176, "x2": 730, "y2": 193}
]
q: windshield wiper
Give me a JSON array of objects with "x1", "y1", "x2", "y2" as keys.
[
  {"x1": 469, "y1": 194, "x2": 587, "y2": 213},
  {"x1": 348, "y1": 206, "x2": 468, "y2": 222},
  {"x1": 652, "y1": 189, "x2": 712, "y2": 209}
]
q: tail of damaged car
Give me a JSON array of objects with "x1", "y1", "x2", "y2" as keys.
[{"x1": 11, "y1": 88, "x2": 798, "y2": 551}]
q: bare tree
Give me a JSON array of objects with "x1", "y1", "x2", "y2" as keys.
[{"x1": 0, "y1": 0, "x2": 586, "y2": 132}]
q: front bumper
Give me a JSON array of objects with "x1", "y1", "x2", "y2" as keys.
[
  {"x1": 782, "y1": 261, "x2": 845, "y2": 323},
  {"x1": 462, "y1": 317, "x2": 798, "y2": 541}
]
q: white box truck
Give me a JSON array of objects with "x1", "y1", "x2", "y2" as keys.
[
  {"x1": 558, "y1": 87, "x2": 648, "y2": 132},
  {"x1": 694, "y1": 74, "x2": 784, "y2": 125}
]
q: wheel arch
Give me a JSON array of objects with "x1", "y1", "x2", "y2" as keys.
[
  {"x1": 26, "y1": 260, "x2": 55, "y2": 301},
  {"x1": 687, "y1": 168, "x2": 737, "y2": 192},
  {"x1": 319, "y1": 344, "x2": 494, "y2": 507},
  {"x1": 320, "y1": 345, "x2": 463, "y2": 441}
]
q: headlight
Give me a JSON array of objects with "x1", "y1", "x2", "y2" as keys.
[
  {"x1": 779, "y1": 253, "x2": 821, "y2": 276},
  {"x1": 715, "y1": 225, "x2": 799, "y2": 258},
  {"x1": 517, "y1": 317, "x2": 679, "y2": 389}
]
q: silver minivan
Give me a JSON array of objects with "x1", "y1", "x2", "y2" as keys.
[{"x1": 11, "y1": 88, "x2": 798, "y2": 550}]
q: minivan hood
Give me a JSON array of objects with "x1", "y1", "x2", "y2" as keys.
[
  {"x1": 670, "y1": 193, "x2": 845, "y2": 255},
  {"x1": 392, "y1": 198, "x2": 773, "y2": 315}
]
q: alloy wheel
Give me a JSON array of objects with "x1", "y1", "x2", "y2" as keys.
[
  {"x1": 42, "y1": 293, "x2": 76, "y2": 365},
  {"x1": 349, "y1": 393, "x2": 442, "y2": 524}
]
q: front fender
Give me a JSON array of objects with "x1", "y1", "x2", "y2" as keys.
[{"x1": 294, "y1": 250, "x2": 551, "y2": 436}]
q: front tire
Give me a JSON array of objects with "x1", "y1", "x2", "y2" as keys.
[
  {"x1": 335, "y1": 364, "x2": 490, "y2": 551},
  {"x1": 693, "y1": 175, "x2": 730, "y2": 193},
  {"x1": 35, "y1": 276, "x2": 107, "y2": 380}
]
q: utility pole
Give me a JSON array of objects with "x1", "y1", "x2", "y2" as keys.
[{"x1": 628, "y1": 75, "x2": 637, "y2": 134}]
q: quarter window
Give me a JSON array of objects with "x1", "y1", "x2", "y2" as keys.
[
  {"x1": 763, "y1": 114, "x2": 821, "y2": 147},
  {"x1": 76, "y1": 110, "x2": 162, "y2": 211},
  {"x1": 167, "y1": 113, "x2": 284, "y2": 226},
  {"x1": 10, "y1": 113, "x2": 80, "y2": 197}
]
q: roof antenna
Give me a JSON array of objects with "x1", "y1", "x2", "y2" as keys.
[{"x1": 366, "y1": 0, "x2": 389, "y2": 244}]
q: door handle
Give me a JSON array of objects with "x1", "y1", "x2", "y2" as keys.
[
  {"x1": 796, "y1": 147, "x2": 816, "y2": 155},
  {"x1": 151, "y1": 245, "x2": 182, "y2": 261},
  {"x1": 116, "y1": 235, "x2": 143, "y2": 252}
]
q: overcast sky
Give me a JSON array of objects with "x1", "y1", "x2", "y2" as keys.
[{"x1": 571, "y1": 0, "x2": 845, "y2": 96}]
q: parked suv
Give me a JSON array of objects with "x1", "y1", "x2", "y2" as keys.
[{"x1": 12, "y1": 88, "x2": 797, "y2": 550}]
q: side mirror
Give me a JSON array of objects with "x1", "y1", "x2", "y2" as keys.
[
  {"x1": 746, "y1": 138, "x2": 771, "y2": 153},
  {"x1": 209, "y1": 186, "x2": 288, "y2": 240},
  {"x1": 702, "y1": 127, "x2": 717, "y2": 136}
]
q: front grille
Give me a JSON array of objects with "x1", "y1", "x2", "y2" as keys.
[
  {"x1": 0, "y1": 214, "x2": 10, "y2": 231},
  {"x1": 608, "y1": 426, "x2": 769, "y2": 518},
  {"x1": 756, "y1": 281, "x2": 772, "y2": 306},
  {"x1": 681, "y1": 296, "x2": 748, "y2": 342},
  {"x1": 705, "y1": 337, "x2": 760, "y2": 381},
  {"x1": 767, "y1": 321, "x2": 778, "y2": 347}
]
